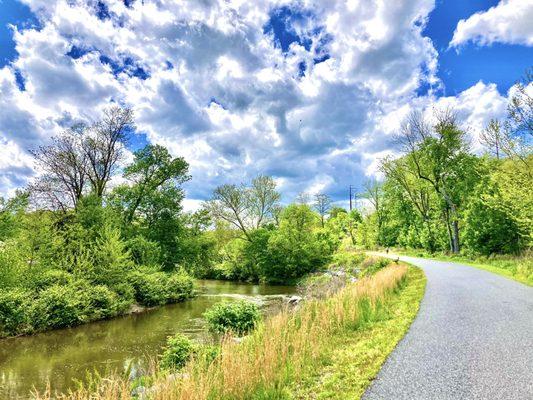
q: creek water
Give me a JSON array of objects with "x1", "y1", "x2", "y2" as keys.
[{"x1": 0, "y1": 280, "x2": 296, "y2": 399}]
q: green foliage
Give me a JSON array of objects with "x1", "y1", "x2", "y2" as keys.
[
  {"x1": 128, "y1": 270, "x2": 172, "y2": 306},
  {"x1": 128, "y1": 269, "x2": 195, "y2": 307},
  {"x1": 204, "y1": 300, "x2": 261, "y2": 335},
  {"x1": 30, "y1": 285, "x2": 83, "y2": 329},
  {"x1": 165, "y1": 272, "x2": 195, "y2": 302},
  {"x1": 265, "y1": 205, "x2": 333, "y2": 282},
  {"x1": 0, "y1": 288, "x2": 32, "y2": 335},
  {"x1": 160, "y1": 333, "x2": 197, "y2": 370}
]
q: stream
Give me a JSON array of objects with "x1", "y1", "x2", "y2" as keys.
[{"x1": 0, "y1": 280, "x2": 296, "y2": 399}]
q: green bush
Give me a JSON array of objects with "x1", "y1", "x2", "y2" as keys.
[
  {"x1": 30, "y1": 285, "x2": 83, "y2": 329},
  {"x1": 128, "y1": 270, "x2": 169, "y2": 306},
  {"x1": 160, "y1": 333, "x2": 197, "y2": 370},
  {"x1": 32, "y1": 269, "x2": 73, "y2": 291},
  {"x1": 204, "y1": 300, "x2": 260, "y2": 335},
  {"x1": 165, "y1": 273, "x2": 194, "y2": 302},
  {"x1": 76, "y1": 282, "x2": 125, "y2": 321},
  {"x1": 0, "y1": 288, "x2": 33, "y2": 335}
]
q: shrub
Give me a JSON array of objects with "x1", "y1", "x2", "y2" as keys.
[
  {"x1": 30, "y1": 285, "x2": 83, "y2": 329},
  {"x1": 128, "y1": 270, "x2": 169, "y2": 306},
  {"x1": 165, "y1": 273, "x2": 194, "y2": 302},
  {"x1": 76, "y1": 282, "x2": 124, "y2": 321},
  {"x1": 0, "y1": 288, "x2": 33, "y2": 335},
  {"x1": 126, "y1": 236, "x2": 161, "y2": 266},
  {"x1": 204, "y1": 300, "x2": 260, "y2": 335},
  {"x1": 160, "y1": 333, "x2": 197, "y2": 370},
  {"x1": 32, "y1": 269, "x2": 73, "y2": 291}
]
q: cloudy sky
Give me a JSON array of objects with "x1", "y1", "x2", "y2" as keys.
[{"x1": 0, "y1": 0, "x2": 532, "y2": 208}]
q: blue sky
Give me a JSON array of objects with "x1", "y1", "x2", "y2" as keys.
[{"x1": 0, "y1": 0, "x2": 531, "y2": 207}]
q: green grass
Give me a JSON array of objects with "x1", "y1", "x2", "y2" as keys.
[
  {"x1": 395, "y1": 248, "x2": 533, "y2": 287},
  {"x1": 287, "y1": 266, "x2": 426, "y2": 400}
]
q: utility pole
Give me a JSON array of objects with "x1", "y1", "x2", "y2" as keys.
[{"x1": 349, "y1": 185, "x2": 354, "y2": 211}]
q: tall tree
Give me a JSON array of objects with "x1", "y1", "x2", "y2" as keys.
[
  {"x1": 399, "y1": 109, "x2": 472, "y2": 253},
  {"x1": 29, "y1": 125, "x2": 88, "y2": 210},
  {"x1": 83, "y1": 106, "x2": 134, "y2": 198},
  {"x1": 113, "y1": 144, "x2": 190, "y2": 223}
]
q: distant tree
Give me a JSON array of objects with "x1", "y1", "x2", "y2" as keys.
[
  {"x1": 205, "y1": 175, "x2": 280, "y2": 241},
  {"x1": 360, "y1": 179, "x2": 384, "y2": 243},
  {"x1": 313, "y1": 193, "x2": 331, "y2": 227},
  {"x1": 295, "y1": 192, "x2": 310, "y2": 205},
  {"x1": 507, "y1": 68, "x2": 532, "y2": 139}
]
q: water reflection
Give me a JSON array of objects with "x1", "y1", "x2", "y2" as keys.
[{"x1": 0, "y1": 280, "x2": 295, "y2": 399}]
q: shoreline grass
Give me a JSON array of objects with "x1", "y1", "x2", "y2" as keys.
[
  {"x1": 35, "y1": 261, "x2": 424, "y2": 400},
  {"x1": 289, "y1": 266, "x2": 426, "y2": 399},
  {"x1": 391, "y1": 248, "x2": 532, "y2": 287}
]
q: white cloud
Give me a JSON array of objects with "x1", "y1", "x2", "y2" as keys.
[
  {"x1": 450, "y1": 0, "x2": 533, "y2": 47},
  {"x1": 0, "y1": 0, "x2": 515, "y2": 202}
]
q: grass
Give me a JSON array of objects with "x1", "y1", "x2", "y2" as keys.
[
  {"x1": 393, "y1": 248, "x2": 533, "y2": 287},
  {"x1": 289, "y1": 266, "x2": 426, "y2": 399},
  {"x1": 35, "y1": 260, "x2": 425, "y2": 400}
]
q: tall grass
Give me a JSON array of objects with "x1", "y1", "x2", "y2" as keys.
[{"x1": 36, "y1": 264, "x2": 408, "y2": 400}]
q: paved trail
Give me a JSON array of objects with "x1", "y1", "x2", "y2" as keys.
[{"x1": 363, "y1": 255, "x2": 533, "y2": 400}]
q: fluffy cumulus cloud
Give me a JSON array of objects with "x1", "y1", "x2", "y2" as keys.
[
  {"x1": 450, "y1": 0, "x2": 533, "y2": 48},
  {"x1": 0, "y1": 0, "x2": 517, "y2": 204}
]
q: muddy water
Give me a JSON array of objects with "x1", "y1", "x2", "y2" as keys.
[{"x1": 0, "y1": 280, "x2": 296, "y2": 399}]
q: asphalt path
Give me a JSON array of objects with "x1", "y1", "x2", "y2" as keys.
[{"x1": 363, "y1": 254, "x2": 533, "y2": 400}]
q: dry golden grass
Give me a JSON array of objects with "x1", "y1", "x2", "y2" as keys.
[{"x1": 35, "y1": 264, "x2": 408, "y2": 400}]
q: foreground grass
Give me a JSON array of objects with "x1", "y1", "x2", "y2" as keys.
[
  {"x1": 289, "y1": 266, "x2": 426, "y2": 399},
  {"x1": 394, "y1": 248, "x2": 533, "y2": 287},
  {"x1": 36, "y1": 263, "x2": 424, "y2": 400}
]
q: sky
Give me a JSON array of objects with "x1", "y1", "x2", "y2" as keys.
[{"x1": 0, "y1": 0, "x2": 532, "y2": 209}]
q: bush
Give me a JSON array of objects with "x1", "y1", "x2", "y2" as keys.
[
  {"x1": 76, "y1": 282, "x2": 125, "y2": 321},
  {"x1": 30, "y1": 285, "x2": 83, "y2": 329},
  {"x1": 0, "y1": 288, "x2": 33, "y2": 335},
  {"x1": 160, "y1": 333, "x2": 197, "y2": 370},
  {"x1": 128, "y1": 270, "x2": 169, "y2": 307},
  {"x1": 165, "y1": 272, "x2": 194, "y2": 302},
  {"x1": 32, "y1": 269, "x2": 73, "y2": 291},
  {"x1": 204, "y1": 300, "x2": 260, "y2": 335}
]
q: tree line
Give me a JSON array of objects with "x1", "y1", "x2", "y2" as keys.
[{"x1": 358, "y1": 71, "x2": 532, "y2": 256}]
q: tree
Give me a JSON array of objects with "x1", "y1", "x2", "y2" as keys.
[
  {"x1": 205, "y1": 175, "x2": 280, "y2": 241},
  {"x1": 399, "y1": 109, "x2": 473, "y2": 253},
  {"x1": 83, "y1": 106, "x2": 134, "y2": 198},
  {"x1": 113, "y1": 144, "x2": 190, "y2": 224},
  {"x1": 507, "y1": 68, "x2": 532, "y2": 139},
  {"x1": 29, "y1": 125, "x2": 88, "y2": 210},
  {"x1": 313, "y1": 193, "x2": 331, "y2": 227},
  {"x1": 29, "y1": 106, "x2": 134, "y2": 209},
  {"x1": 360, "y1": 179, "x2": 385, "y2": 244},
  {"x1": 246, "y1": 175, "x2": 281, "y2": 228}
]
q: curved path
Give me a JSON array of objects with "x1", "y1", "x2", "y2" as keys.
[{"x1": 363, "y1": 254, "x2": 533, "y2": 400}]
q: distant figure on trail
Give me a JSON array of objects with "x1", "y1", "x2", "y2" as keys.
[{"x1": 386, "y1": 248, "x2": 389, "y2": 254}]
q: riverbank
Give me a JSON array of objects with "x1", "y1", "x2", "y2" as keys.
[
  {"x1": 0, "y1": 269, "x2": 196, "y2": 339},
  {"x1": 388, "y1": 248, "x2": 532, "y2": 286},
  {"x1": 34, "y1": 258, "x2": 425, "y2": 399},
  {"x1": 0, "y1": 280, "x2": 296, "y2": 399}
]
